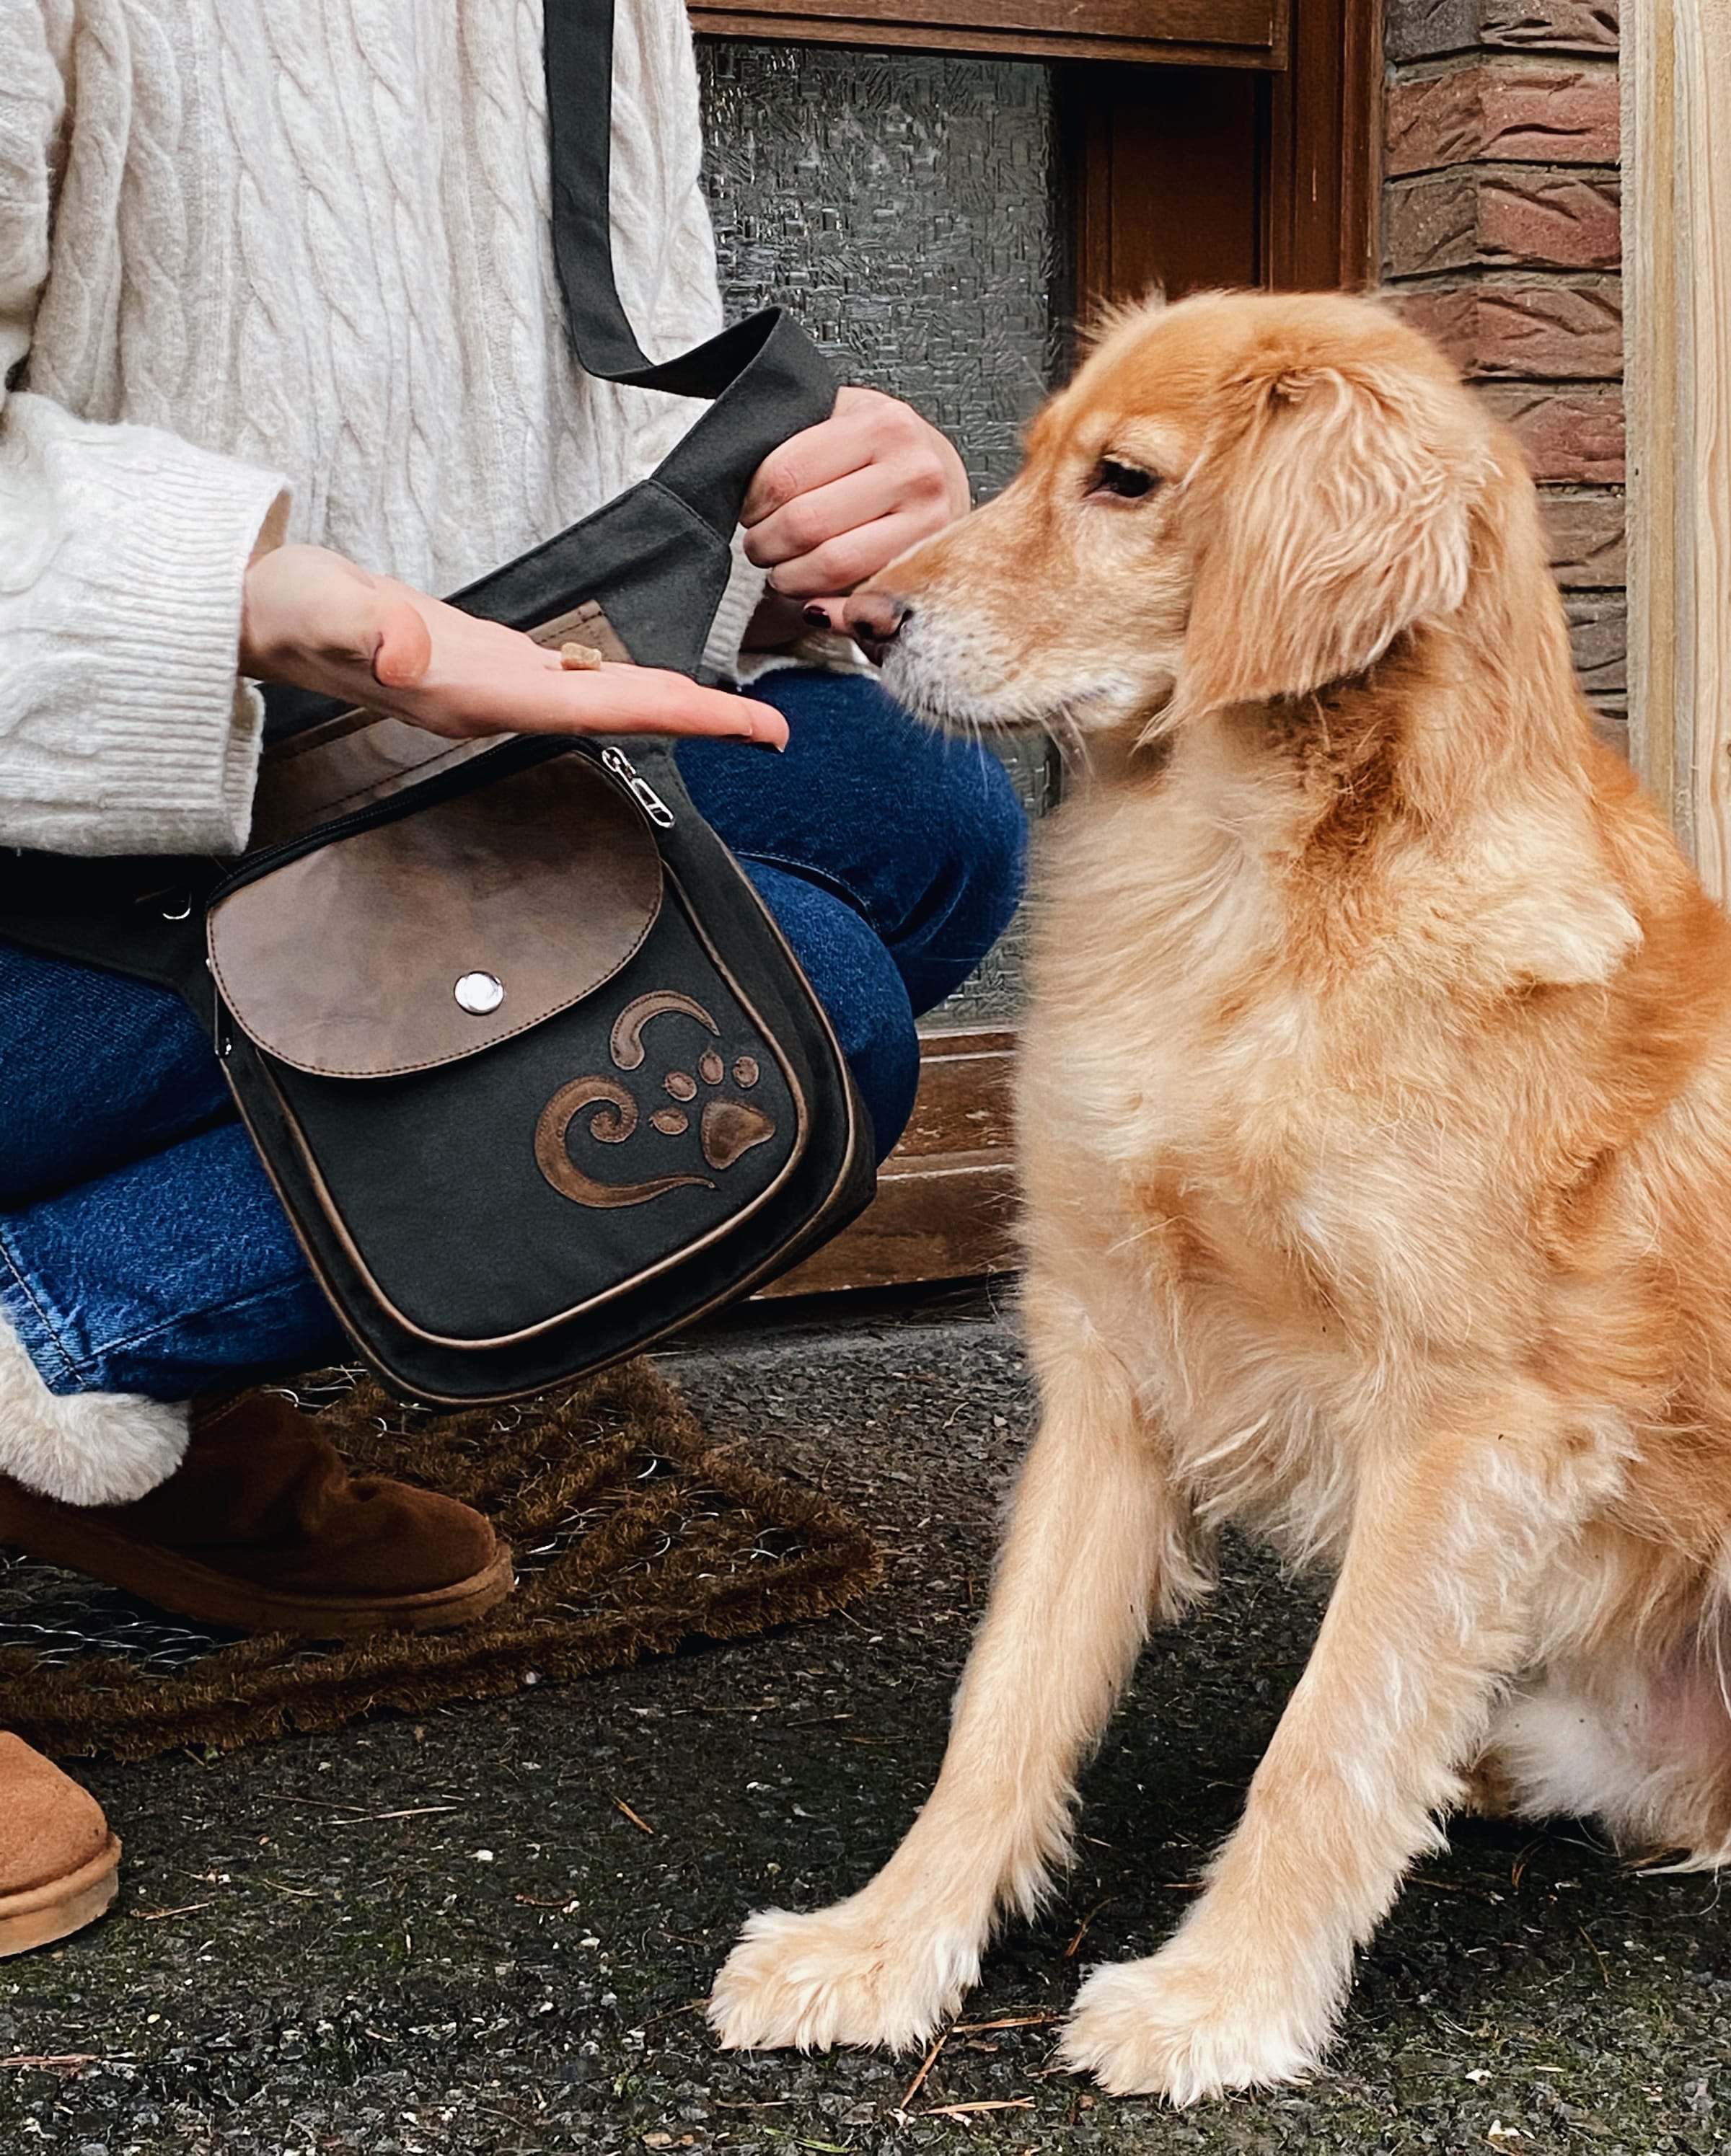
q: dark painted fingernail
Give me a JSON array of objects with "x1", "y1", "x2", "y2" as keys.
[{"x1": 802, "y1": 606, "x2": 832, "y2": 629}]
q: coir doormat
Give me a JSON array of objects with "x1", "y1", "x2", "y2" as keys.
[{"x1": 0, "y1": 1360, "x2": 878, "y2": 1762}]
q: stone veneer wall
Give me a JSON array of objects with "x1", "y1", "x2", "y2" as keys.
[{"x1": 1381, "y1": 1, "x2": 1624, "y2": 748}]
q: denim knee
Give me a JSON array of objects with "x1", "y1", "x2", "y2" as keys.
[
  {"x1": 679, "y1": 668, "x2": 1028, "y2": 1018},
  {"x1": 881, "y1": 723, "x2": 1027, "y2": 1015},
  {"x1": 0, "y1": 1120, "x2": 344, "y2": 1398},
  {"x1": 739, "y1": 860, "x2": 920, "y2": 1160},
  {"x1": 0, "y1": 942, "x2": 234, "y2": 1211}
]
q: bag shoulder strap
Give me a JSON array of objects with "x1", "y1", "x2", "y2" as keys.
[{"x1": 541, "y1": 0, "x2": 837, "y2": 540}]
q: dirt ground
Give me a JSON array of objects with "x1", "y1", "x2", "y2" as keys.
[{"x1": 0, "y1": 1294, "x2": 1726, "y2": 2155}]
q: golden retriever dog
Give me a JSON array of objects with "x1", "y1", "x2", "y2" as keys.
[{"x1": 708, "y1": 288, "x2": 1731, "y2": 2102}]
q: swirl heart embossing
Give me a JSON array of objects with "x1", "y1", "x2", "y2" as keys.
[{"x1": 534, "y1": 992, "x2": 778, "y2": 1209}]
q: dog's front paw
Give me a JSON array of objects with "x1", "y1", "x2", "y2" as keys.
[
  {"x1": 709, "y1": 1894, "x2": 979, "y2": 2054},
  {"x1": 1060, "y1": 1937, "x2": 1336, "y2": 2103}
]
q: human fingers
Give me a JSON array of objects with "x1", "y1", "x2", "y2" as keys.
[
  {"x1": 515, "y1": 665, "x2": 790, "y2": 748},
  {"x1": 740, "y1": 388, "x2": 911, "y2": 529},
  {"x1": 749, "y1": 511, "x2": 936, "y2": 602},
  {"x1": 241, "y1": 557, "x2": 788, "y2": 748},
  {"x1": 392, "y1": 656, "x2": 789, "y2": 749},
  {"x1": 744, "y1": 461, "x2": 915, "y2": 574},
  {"x1": 818, "y1": 388, "x2": 968, "y2": 529},
  {"x1": 340, "y1": 588, "x2": 777, "y2": 742}
]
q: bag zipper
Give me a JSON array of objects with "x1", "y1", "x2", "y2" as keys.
[{"x1": 599, "y1": 745, "x2": 675, "y2": 829}]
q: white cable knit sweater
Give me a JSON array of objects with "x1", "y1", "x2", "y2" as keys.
[{"x1": 0, "y1": 0, "x2": 757, "y2": 857}]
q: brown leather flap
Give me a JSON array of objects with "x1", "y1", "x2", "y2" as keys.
[{"x1": 208, "y1": 754, "x2": 663, "y2": 1078}]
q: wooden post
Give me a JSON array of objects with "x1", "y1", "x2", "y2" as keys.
[{"x1": 1624, "y1": 2, "x2": 1731, "y2": 896}]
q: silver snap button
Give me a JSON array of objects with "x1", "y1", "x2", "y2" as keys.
[{"x1": 454, "y1": 971, "x2": 504, "y2": 1015}]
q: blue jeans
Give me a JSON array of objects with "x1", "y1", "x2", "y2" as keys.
[{"x1": 0, "y1": 671, "x2": 1025, "y2": 1400}]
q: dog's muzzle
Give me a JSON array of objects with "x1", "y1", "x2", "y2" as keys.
[{"x1": 844, "y1": 591, "x2": 913, "y2": 666}]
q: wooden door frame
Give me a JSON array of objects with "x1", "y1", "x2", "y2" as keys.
[
  {"x1": 695, "y1": 0, "x2": 1383, "y2": 1291},
  {"x1": 690, "y1": 0, "x2": 1291, "y2": 68},
  {"x1": 1624, "y1": 4, "x2": 1731, "y2": 896},
  {"x1": 695, "y1": 0, "x2": 1380, "y2": 303}
]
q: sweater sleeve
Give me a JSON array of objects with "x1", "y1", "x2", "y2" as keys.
[{"x1": 0, "y1": 6, "x2": 289, "y2": 857}]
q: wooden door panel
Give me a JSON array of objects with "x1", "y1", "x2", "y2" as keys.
[
  {"x1": 1069, "y1": 65, "x2": 1263, "y2": 312},
  {"x1": 765, "y1": 1030, "x2": 1018, "y2": 1294}
]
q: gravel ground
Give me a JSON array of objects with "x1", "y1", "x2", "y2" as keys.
[{"x1": 1, "y1": 1295, "x2": 1727, "y2": 2154}]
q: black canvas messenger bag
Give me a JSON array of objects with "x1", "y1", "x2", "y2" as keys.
[{"x1": 0, "y1": 0, "x2": 875, "y2": 1405}]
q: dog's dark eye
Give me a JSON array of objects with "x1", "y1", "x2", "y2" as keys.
[{"x1": 1090, "y1": 459, "x2": 1158, "y2": 501}]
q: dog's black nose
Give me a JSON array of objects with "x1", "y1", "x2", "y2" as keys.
[{"x1": 844, "y1": 591, "x2": 912, "y2": 663}]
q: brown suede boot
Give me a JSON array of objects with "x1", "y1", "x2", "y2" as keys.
[
  {"x1": 0, "y1": 1734, "x2": 119, "y2": 1956},
  {"x1": 0, "y1": 1390, "x2": 513, "y2": 1639}
]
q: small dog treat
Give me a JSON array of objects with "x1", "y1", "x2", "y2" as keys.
[{"x1": 560, "y1": 640, "x2": 604, "y2": 671}]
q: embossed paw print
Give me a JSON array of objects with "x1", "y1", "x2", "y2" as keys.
[
  {"x1": 650, "y1": 1050, "x2": 773, "y2": 1168},
  {"x1": 534, "y1": 991, "x2": 780, "y2": 1210}
]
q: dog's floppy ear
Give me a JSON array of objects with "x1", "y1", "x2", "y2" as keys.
[{"x1": 1167, "y1": 361, "x2": 1477, "y2": 725}]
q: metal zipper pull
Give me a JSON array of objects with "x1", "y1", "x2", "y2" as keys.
[{"x1": 600, "y1": 745, "x2": 675, "y2": 829}]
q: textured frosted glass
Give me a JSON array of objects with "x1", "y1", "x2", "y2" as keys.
[
  {"x1": 696, "y1": 43, "x2": 1064, "y2": 504},
  {"x1": 697, "y1": 41, "x2": 1065, "y2": 1024}
]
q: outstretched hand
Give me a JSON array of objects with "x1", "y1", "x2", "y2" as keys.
[{"x1": 239, "y1": 544, "x2": 789, "y2": 748}]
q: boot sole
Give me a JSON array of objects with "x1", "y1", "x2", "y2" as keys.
[
  {"x1": 0, "y1": 1490, "x2": 515, "y2": 1641},
  {"x1": 0, "y1": 1835, "x2": 121, "y2": 1958}
]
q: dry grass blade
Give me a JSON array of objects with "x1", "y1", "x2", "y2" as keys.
[
  {"x1": 1409, "y1": 1875, "x2": 1498, "y2": 1903},
  {"x1": 900, "y1": 2030, "x2": 951, "y2": 2107},
  {"x1": 1064, "y1": 1897, "x2": 1115, "y2": 1957},
  {"x1": 327, "y1": 1806, "x2": 461, "y2": 1826},
  {"x1": 953, "y1": 2015, "x2": 1061, "y2": 2033}
]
